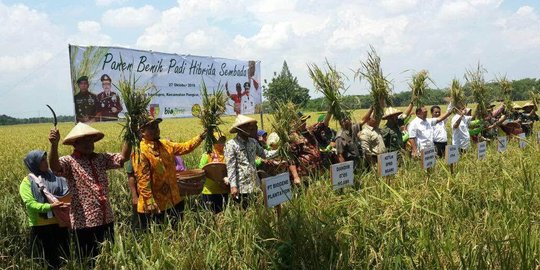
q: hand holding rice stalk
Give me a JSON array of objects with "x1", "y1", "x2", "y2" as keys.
[
  {"x1": 450, "y1": 78, "x2": 466, "y2": 109},
  {"x1": 115, "y1": 71, "x2": 157, "y2": 158},
  {"x1": 355, "y1": 46, "x2": 392, "y2": 121},
  {"x1": 530, "y1": 88, "x2": 539, "y2": 110},
  {"x1": 271, "y1": 102, "x2": 301, "y2": 160},
  {"x1": 465, "y1": 63, "x2": 489, "y2": 119},
  {"x1": 195, "y1": 80, "x2": 227, "y2": 153},
  {"x1": 497, "y1": 75, "x2": 513, "y2": 115},
  {"x1": 307, "y1": 60, "x2": 347, "y2": 121},
  {"x1": 409, "y1": 70, "x2": 432, "y2": 107}
]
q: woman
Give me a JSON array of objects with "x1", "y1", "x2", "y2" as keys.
[
  {"x1": 19, "y1": 150, "x2": 70, "y2": 270},
  {"x1": 199, "y1": 133, "x2": 229, "y2": 213}
]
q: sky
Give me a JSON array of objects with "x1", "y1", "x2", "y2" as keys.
[{"x1": 0, "y1": 0, "x2": 539, "y2": 118}]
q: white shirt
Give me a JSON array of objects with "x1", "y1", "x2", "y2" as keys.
[
  {"x1": 451, "y1": 115, "x2": 472, "y2": 150},
  {"x1": 408, "y1": 117, "x2": 436, "y2": 151},
  {"x1": 432, "y1": 118, "x2": 448, "y2": 143}
]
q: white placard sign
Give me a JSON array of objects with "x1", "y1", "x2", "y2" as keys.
[
  {"x1": 377, "y1": 151, "x2": 398, "y2": 177},
  {"x1": 477, "y1": 141, "x2": 487, "y2": 160},
  {"x1": 445, "y1": 145, "x2": 459, "y2": 165},
  {"x1": 537, "y1": 131, "x2": 540, "y2": 143},
  {"x1": 421, "y1": 147, "x2": 437, "y2": 169},
  {"x1": 262, "y1": 172, "x2": 292, "y2": 208},
  {"x1": 330, "y1": 161, "x2": 354, "y2": 190},
  {"x1": 518, "y1": 133, "x2": 527, "y2": 148},
  {"x1": 497, "y1": 136, "x2": 508, "y2": 153}
]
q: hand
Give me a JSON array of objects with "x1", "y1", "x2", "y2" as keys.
[
  {"x1": 49, "y1": 128, "x2": 60, "y2": 145},
  {"x1": 144, "y1": 202, "x2": 160, "y2": 214},
  {"x1": 230, "y1": 186, "x2": 239, "y2": 199},
  {"x1": 200, "y1": 129, "x2": 208, "y2": 140},
  {"x1": 51, "y1": 201, "x2": 68, "y2": 210},
  {"x1": 293, "y1": 177, "x2": 301, "y2": 185}
]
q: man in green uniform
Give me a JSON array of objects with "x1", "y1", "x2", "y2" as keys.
[
  {"x1": 96, "y1": 74, "x2": 123, "y2": 121},
  {"x1": 381, "y1": 100, "x2": 414, "y2": 158},
  {"x1": 74, "y1": 76, "x2": 98, "y2": 123}
]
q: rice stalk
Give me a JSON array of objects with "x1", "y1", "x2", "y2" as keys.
[
  {"x1": 114, "y1": 68, "x2": 157, "y2": 159},
  {"x1": 354, "y1": 46, "x2": 392, "y2": 121},
  {"x1": 307, "y1": 60, "x2": 347, "y2": 121},
  {"x1": 450, "y1": 79, "x2": 466, "y2": 109},
  {"x1": 69, "y1": 46, "x2": 109, "y2": 94},
  {"x1": 198, "y1": 80, "x2": 227, "y2": 153},
  {"x1": 497, "y1": 76, "x2": 513, "y2": 114},
  {"x1": 530, "y1": 88, "x2": 539, "y2": 109},
  {"x1": 465, "y1": 63, "x2": 489, "y2": 119},
  {"x1": 409, "y1": 70, "x2": 431, "y2": 107},
  {"x1": 271, "y1": 102, "x2": 301, "y2": 160}
]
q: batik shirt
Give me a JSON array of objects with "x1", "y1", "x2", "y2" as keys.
[
  {"x1": 58, "y1": 152, "x2": 123, "y2": 229},
  {"x1": 224, "y1": 136, "x2": 277, "y2": 194},
  {"x1": 290, "y1": 130, "x2": 323, "y2": 177}
]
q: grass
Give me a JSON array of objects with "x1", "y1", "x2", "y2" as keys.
[{"x1": 1, "y1": 112, "x2": 540, "y2": 269}]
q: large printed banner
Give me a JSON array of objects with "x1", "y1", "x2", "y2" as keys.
[{"x1": 69, "y1": 45, "x2": 262, "y2": 122}]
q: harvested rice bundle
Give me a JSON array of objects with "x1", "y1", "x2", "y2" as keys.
[
  {"x1": 530, "y1": 89, "x2": 539, "y2": 110},
  {"x1": 497, "y1": 76, "x2": 514, "y2": 114},
  {"x1": 465, "y1": 64, "x2": 489, "y2": 119},
  {"x1": 450, "y1": 79, "x2": 466, "y2": 109},
  {"x1": 409, "y1": 70, "x2": 431, "y2": 107},
  {"x1": 271, "y1": 102, "x2": 301, "y2": 160},
  {"x1": 115, "y1": 72, "x2": 156, "y2": 158},
  {"x1": 197, "y1": 80, "x2": 227, "y2": 153},
  {"x1": 355, "y1": 46, "x2": 392, "y2": 121},
  {"x1": 307, "y1": 60, "x2": 347, "y2": 121}
]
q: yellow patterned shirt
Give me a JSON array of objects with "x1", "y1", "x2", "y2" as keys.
[{"x1": 133, "y1": 136, "x2": 202, "y2": 213}]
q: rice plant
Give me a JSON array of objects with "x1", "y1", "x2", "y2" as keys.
[
  {"x1": 450, "y1": 78, "x2": 466, "y2": 109},
  {"x1": 307, "y1": 60, "x2": 348, "y2": 121},
  {"x1": 409, "y1": 70, "x2": 431, "y2": 107},
  {"x1": 197, "y1": 80, "x2": 227, "y2": 153},
  {"x1": 497, "y1": 75, "x2": 514, "y2": 114},
  {"x1": 465, "y1": 63, "x2": 490, "y2": 119},
  {"x1": 271, "y1": 101, "x2": 301, "y2": 160}
]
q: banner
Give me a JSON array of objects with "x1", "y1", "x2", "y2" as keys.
[{"x1": 68, "y1": 45, "x2": 262, "y2": 122}]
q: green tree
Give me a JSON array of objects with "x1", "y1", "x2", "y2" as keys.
[{"x1": 264, "y1": 61, "x2": 310, "y2": 110}]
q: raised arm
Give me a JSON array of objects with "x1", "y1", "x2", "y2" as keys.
[
  {"x1": 120, "y1": 141, "x2": 132, "y2": 164},
  {"x1": 360, "y1": 106, "x2": 374, "y2": 126},
  {"x1": 436, "y1": 107, "x2": 454, "y2": 124},
  {"x1": 323, "y1": 110, "x2": 332, "y2": 127},
  {"x1": 402, "y1": 98, "x2": 415, "y2": 119},
  {"x1": 48, "y1": 128, "x2": 61, "y2": 174},
  {"x1": 452, "y1": 111, "x2": 464, "y2": 129}
]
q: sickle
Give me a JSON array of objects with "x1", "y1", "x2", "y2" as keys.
[{"x1": 46, "y1": 104, "x2": 57, "y2": 127}]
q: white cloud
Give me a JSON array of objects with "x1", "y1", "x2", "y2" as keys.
[
  {"x1": 102, "y1": 5, "x2": 160, "y2": 28},
  {"x1": 95, "y1": 0, "x2": 127, "y2": 7},
  {"x1": 496, "y1": 6, "x2": 540, "y2": 50},
  {"x1": 69, "y1": 20, "x2": 112, "y2": 45}
]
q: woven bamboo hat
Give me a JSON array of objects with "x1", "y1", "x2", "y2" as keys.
[
  {"x1": 522, "y1": 102, "x2": 535, "y2": 108},
  {"x1": 63, "y1": 123, "x2": 104, "y2": 145},
  {"x1": 382, "y1": 107, "x2": 402, "y2": 119},
  {"x1": 230, "y1": 115, "x2": 257, "y2": 133}
]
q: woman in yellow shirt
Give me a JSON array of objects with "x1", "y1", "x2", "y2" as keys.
[{"x1": 199, "y1": 134, "x2": 229, "y2": 213}]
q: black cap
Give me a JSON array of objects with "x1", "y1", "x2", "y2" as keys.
[
  {"x1": 243, "y1": 82, "x2": 250, "y2": 88},
  {"x1": 77, "y1": 76, "x2": 88, "y2": 84},
  {"x1": 100, "y1": 74, "x2": 111, "y2": 82}
]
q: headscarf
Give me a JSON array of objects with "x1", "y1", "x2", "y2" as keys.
[{"x1": 24, "y1": 150, "x2": 69, "y2": 205}]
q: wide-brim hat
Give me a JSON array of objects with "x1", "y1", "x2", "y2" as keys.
[
  {"x1": 512, "y1": 103, "x2": 522, "y2": 110},
  {"x1": 522, "y1": 102, "x2": 535, "y2": 108},
  {"x1": 63, "y1": 123, "x2": 105, "y2": 145},
  {"x1": 230, "y1": 115, "x2": 257, "y2": 133},
  {"x1": 139, "y1": 117, "x2": 162, "y2": 130},
  {"x1": 297, "y1": 112, "x2": 311, "y2": 122},
  {"x1": 382, "y1": 107, "x2": 402, "y2": 119}
]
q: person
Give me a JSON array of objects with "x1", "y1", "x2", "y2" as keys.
[
  {"x1": 430, "y1": 105, "x2": 450, "y2": 158},
  {"x1": 408, "y1": 105, "x2": 453, "y2": 157},
  {"x1": 335, "y1": 107, "x2": 372, "y2": 169},
  {"x1": 20, "y1": 150, "x2": 70, "y2": 270},
  {"x1": 359, "y1": 113, "x2": 386, "y2": 166},
  {"x1": 226, "y1": 82, "x2": 248, "y2": 115},
  {"x1": 199, "y1": 133, "x2": 229, "y2": 213},
  {"x1": 132, "y1": 117, "x2": 205, "y2": 228},
  {"x1": 96, "y1": 74, "x2": 122, "y2": 121},
  {"x1": 224, "y1": 115, "x2": 277, "y2": 209},
  {"x1": 74, "y1": 76, "x2": 98, "y2": 123},
  {"x1": 48, "y1": 123, "x2": 131, "y2": 259},
  {"x1": 452, "y1": 108, "x2": 473, "y2": 151},
  {"x1": 289, "y1": 113, "x2": 324, "y2": 185},
  {"x1": 520, "y1": 102, "x2": 539, "y2": 136},
  {"x1": 257, "y1": 129, "x2": 268, "y2": 149},
  {"x1": 381, "y1": 100, "x2": 415, "y2": 159}
]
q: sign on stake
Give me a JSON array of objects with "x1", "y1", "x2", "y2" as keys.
[
  {"x1": 477, "y1": 141, "x2": 487, "y2": 160},
  {"x1": 377, "y1": 151, "x2": 398, "y2": 177},
  {"x1": 445, "y1": 145, "x2": 459, "y2": 165},
  {"x1": 421, "y1": 147, "x2": 437, "y2": 169},
  {"x1": 330, "y1": 161, "x2": 354, "y2": 190},
  {"x1": 497, "y1": 136, "x2": 508, "y2": 153},
  {"x1": 262, "y1": 172, "x2": 292, "y2": 209},
  {"x1": 518, "y1": 133, "x2": 527, "y2": 148}
]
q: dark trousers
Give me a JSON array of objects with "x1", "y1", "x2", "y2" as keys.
[
  {"x1": 202, "y1": 194, "x2": 229, "y2": 214},
  {"x1": 137, "y1": 201, "x2": 185, "y2": 229},
  {"x1": 434, "y1": 141, "x2": 447, "y2": 158},
  {"x1": 29, "y1": 224, "x2": 70, "y2": 270},
  {"x1": 74, "y1": 222, "x2": 114, "y2": 259},
  {"x1": 233, "y1": 193, "x2": 253, "y2": 210}
]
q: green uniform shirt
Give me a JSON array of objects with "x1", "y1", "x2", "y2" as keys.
[{"x1": 19, "y1": 177, "x2": 57, "y2": 227}]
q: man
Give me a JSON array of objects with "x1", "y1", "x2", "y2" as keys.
[
  {"x1": 226, "y1": 82, "x2": 248, "y2": 115},
  {"x1": 225, "y1": 115, "x2": 277, "y2": 209},
  {"x1": 408, "y1": 105, "x2": 453, "y2": 157},
  {"x1": 132, "y1": 117, "x2": 205, "y2": 228},
  {"x1": 74, "y1": 76, "x2": 98, "y2": 123},
  {"x1": 48, "y1": 123, "x2": 131, "y2": 259},
  {"x1": 381, "y1": 100, "x2": 414, "y2": 158},
  {"x1": 257, "y1": 129, "x2": 268, "y2": 149},
  {"x1": 430, "y1": 105, "x2": 450, "y2": 158},
  {"x1": 289, "y1": 112, "x2": 325, "y2": 185},
  {"x1": 452, "y1": 108, "x2": 473, "y2": 151},
  {"x1": 359, "y1": 114, "x2": 386, "y2": 166},
  {"x1": 335, "y1": 107, "x2": 373, "y2": 169},
  {"x1": 520, "y1": 102, "x2": 539, "y2": 136},
  {"x1": 96, "y1": 74, "x2": 122, "y2": 121}
]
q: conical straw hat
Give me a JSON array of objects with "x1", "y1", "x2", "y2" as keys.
[
  {"x1": 382, "y1": 107, "x2": 402, "y2": 119},
  {"x1": 63, "y1": 123, "x2": 105, "y2": 145},
  {"x1": 229, "y1": 115, "x2": 257, "y2": 133}
]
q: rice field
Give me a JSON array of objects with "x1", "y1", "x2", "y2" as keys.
[{"x1": 1, "y1": 109, "x2": 539, "y2": 269}]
